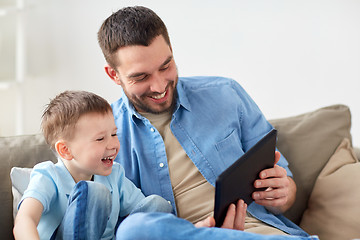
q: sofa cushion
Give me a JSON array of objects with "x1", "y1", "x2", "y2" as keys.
[
  {"x1": 10, "y1": 167, "x2": 32, "y2": 219},
  {"x1": 0, "y1": 134, "x2": 56, "y2": 239},
  {"x1": 269, "y1": 104, "x2": 352, "y2": 224},
  {"x1": 299, "y1": 138, "x2": 360, "y2": 240}
]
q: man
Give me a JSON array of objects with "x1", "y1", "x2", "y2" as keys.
[{"x1": 97, "y1": 6, "x2": 315, "y2": 239}]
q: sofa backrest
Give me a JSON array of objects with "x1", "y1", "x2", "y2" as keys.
[{"x1": 269, "y1": 104, "x2": 352, "y2": 224}]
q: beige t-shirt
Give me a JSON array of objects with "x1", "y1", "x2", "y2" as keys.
[
  {"x1": 141, "y1": 111, "x2": 287, "y2": 235},
  {"x1": 141, "y1": 111, "x2": 214, "y2": 223}
]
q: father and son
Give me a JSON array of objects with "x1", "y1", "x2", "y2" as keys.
[{"x1": 13, "y1": 6, "x2": 318, "y2": 240}]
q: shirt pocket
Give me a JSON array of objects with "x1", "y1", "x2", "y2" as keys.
[{"x1": 215, "y1": 129, "x2": 244, "y2": 168}]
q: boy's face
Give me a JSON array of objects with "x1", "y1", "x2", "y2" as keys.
[
  {"x1": 106, "y1": 35, "x2": 178, "y2": 114},
  {"x1": 65, "y1": 111, "x2": 120, "y2": 181}
]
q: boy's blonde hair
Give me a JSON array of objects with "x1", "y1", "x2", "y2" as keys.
[{"x1": 41, "y1": 90, "x2": 112, "y2": 150}]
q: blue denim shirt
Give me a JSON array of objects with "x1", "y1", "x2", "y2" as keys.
[{"x1": 112, "y1": 76, "x2": 308, "y2": 237}]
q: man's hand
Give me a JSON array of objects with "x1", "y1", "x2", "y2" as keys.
[
  {"x1": 194, "y1": 199, "x2": 247, "y2": 230},
  {"x1": 252, "y1": 151, "x2": 296, "y2": 214}
]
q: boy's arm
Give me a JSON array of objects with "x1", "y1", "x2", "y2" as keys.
[{"x1": 13, "y1": 198, "x2": 43, "y2": 240}]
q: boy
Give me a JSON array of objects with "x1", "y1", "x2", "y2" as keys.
[{"x1": 13, "y1": 90, "x2": 172, "y2": 239}]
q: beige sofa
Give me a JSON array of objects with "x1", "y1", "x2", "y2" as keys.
[{"x1": 1, "y1": 104, "x2": 359, "y2": 240}]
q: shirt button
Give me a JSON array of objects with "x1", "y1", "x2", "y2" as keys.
[
  {"x1": 167, "y1": 201, "x2": 171, "y2": 205},
  {"x1": 150, "y1": 128, "x2": 155, "y2": 132},
  {"x1": 159, "y1": 162, "x2": 164, "y2": 168}
]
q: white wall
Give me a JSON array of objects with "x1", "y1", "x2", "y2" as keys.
[{"x1": 1, "y1": 0, "x2": 359, "y2": 146}]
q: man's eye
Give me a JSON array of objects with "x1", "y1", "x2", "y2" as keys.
[
  {"x1": 96, "y1": 137, "x2": 104, "y2": 141},
  {"x1": 111, "y1": 133, "x2": 117, "y2": 137},
  {"x1": 160, "y1": 65, "x2": 170, "y2": 71},
  {"x1": 134, "y1": 75, "x2": 148, "y2": 82}
]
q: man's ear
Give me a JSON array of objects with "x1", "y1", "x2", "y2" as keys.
[
  {"x1": 55, "y1": 140, "x2": 73, "y2": 160},
  {"x1": 105, "y1": 64, "x2": 121, "y2": 85}
]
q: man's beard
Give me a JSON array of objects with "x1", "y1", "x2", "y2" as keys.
[
  {"x1": 125, "y1": 80, "x2": 178, "y2": 115},
  {"x1": 131, "y1": 88, "x2": 177, "y2": 114}
]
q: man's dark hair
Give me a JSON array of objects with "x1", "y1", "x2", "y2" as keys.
[{"x1": 98, "y1": 6, "x2": 171, "y2": 69}]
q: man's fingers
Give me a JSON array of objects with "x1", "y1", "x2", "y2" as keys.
[
  {"x1": 194, "y1": 216, "x2": 215, "y2": 228},
  {"x1": 221, "y1": 203, "x2": 236, "y2": 229},
  {"x1": 258, "y1": 164, "x2": 287, "y2": 181},
  {"x1": 221, "y1": 200, "x2": 247, "y2": 230},
  {"x1": 234, "y1": 199, "x2": 247, "y2": 230}
]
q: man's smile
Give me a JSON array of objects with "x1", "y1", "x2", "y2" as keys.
[{"x1": 150, "y1": 90, "x2": 167, "y2": 100}]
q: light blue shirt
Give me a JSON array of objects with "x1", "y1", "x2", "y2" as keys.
[
  {"x1": 20, "y1": 159, "x2": 145, "y2": 239},
  {"x1": 112, "y1": 76, "x2": 308, "y2": 237}
]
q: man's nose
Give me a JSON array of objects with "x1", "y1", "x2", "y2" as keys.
[{"x1": 149, "y1": 73, "x2": 166, "y2": 93}]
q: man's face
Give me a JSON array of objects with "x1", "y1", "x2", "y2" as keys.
[{"x1": 108, "y1": 35, "x2": 178, "y2": 114}]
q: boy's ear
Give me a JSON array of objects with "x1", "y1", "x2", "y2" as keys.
[
  {"x1": 55, "y1": 140, "x2": 73, "y2": 160},
  {"x1": 104, "y1": 64, "x2": 121, "y2": 85}
]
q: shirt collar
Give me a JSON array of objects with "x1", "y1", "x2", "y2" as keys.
[
  {"x1": 56, "y1": 157, "x2": 113, "y2": 195},
  {"x1": 175, "y1": 79, "x2": 191, "y2": 112},
  {"x1": 56, "y1": 158, "x2": 76, "y2": 195},
  {"x1": 119, "y1": 88, "x2": 144, "y2": 122}
]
